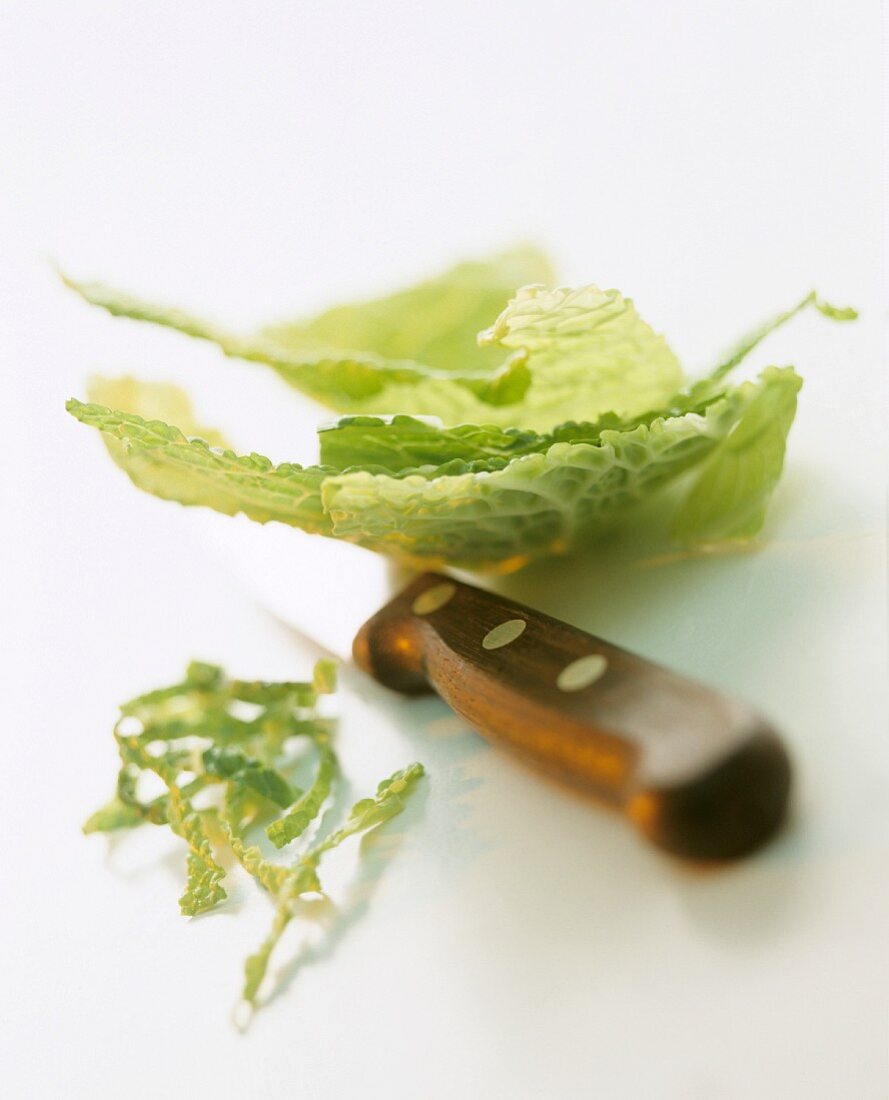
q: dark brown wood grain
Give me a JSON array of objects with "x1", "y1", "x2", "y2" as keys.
[{"x1": 352, "y1": 573, "x2": 791, "y2": 860}]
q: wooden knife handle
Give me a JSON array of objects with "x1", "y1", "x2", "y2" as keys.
[{"x1": 353, "y1": 573, "x2": 791, "y2": 860}]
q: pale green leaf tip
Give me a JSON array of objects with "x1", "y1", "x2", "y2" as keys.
[
  {"x1": 48, "y1": 257, "x2": 70, "y2": 284},
  {"x1": 813, "y1": 294, "x2": 858, "y2": 321},
  {"x1": 232, "y1": 1000, "x2": 254, "y2": 1033},
  {"x1": 313, "y1": 658, "x2": 338, "y2": 694}
]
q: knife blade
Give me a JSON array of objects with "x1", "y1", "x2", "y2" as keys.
[{"x1": 204, "y1": 515, "x2": 791, "y2": 861}]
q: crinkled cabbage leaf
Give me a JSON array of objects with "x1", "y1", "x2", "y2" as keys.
[{"x1": 64, "y1": 249, "x2": 854, "y2": 570}]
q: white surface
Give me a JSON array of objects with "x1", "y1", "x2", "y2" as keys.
[{"x1": 2, "y1": 2, "x2": 887, "y2": 1098}]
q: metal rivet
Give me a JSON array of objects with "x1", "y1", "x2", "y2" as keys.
[
  {"x1": 557, "y1": 654, "x2": 608, "y2": 692},
  {"x1": 482, "y1": 619, "x2": 527, "y2": 650},
  {"x1": 411, "y1": 582, "x2": 457, "y2": 616}
]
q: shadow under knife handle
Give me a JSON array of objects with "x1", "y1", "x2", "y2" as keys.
[{"x1": 352, "y1": 573, "x2": 791, "y2": 861}]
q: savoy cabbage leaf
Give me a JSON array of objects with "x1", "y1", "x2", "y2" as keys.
[
  {"x1": 64, "y1": 249, "x2": 855, "y2": 568},
  {"x1": 69, "y1": 365, "x2": 800, "y2": 570},
  {"x1": 63, "y1": 250, "x2": 682, "y2": 428}
]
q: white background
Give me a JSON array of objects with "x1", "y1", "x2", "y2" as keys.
[{"x1": 1, "y1": 2, "x2": 886, "y2": 1097}]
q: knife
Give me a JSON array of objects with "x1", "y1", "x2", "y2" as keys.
[{"x1": 207, "y1": 518, "x2": 792, "y2": 861}]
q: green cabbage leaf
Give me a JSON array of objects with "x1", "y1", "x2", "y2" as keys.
[{"x1": 64, "y1": 250, "x2": 855, "y2": 569}]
